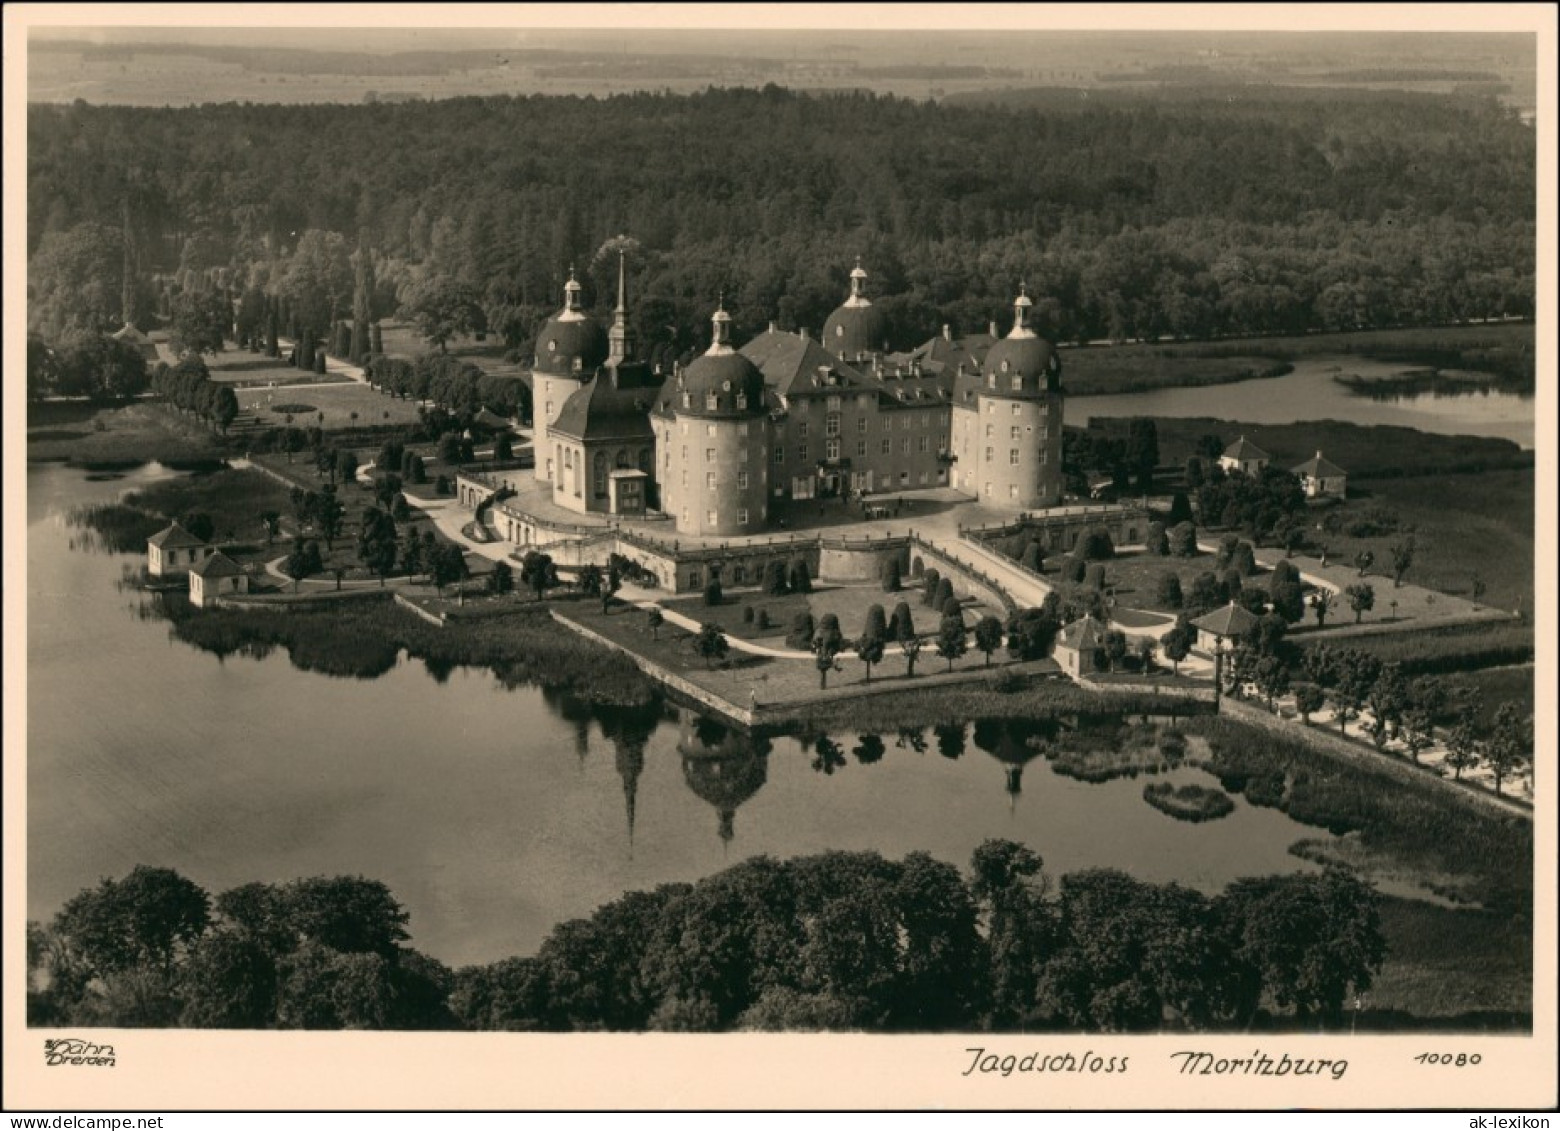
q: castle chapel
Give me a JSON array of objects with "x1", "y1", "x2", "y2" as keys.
[{"x1": 530, "y1": 256, "x2": 1064, "y2": 538}]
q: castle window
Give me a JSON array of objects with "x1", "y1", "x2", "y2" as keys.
[
  {"x1": 985, "y1": 424, "x2": 993, "y2": 438},
  {"x1": 881, "y1": 438, "x2": 892, "y2": 455},
  {"x1": 707, "y1": 423, "x2": 716, "y2": 437},
  {"x1": 858, "y1": 395, "x2": 872, "y2": 409},
  {"x1": 987, "y1": 373, "x2": 996, "y2": 389},
  {"x1": 738, "y1": 421, "x2": 749, "y2": 437},
  {"x1": 856, "y1": 440, "x2": 867, "y2": 457},
  {"x1": 706, "y1": 510, "x2": 718, "y2": 527},
  {"x1": 921, "y1": 414, "x2": 930, "y2": 428},
  {"x1": 985, "y1": 447, "x2": 993, "y2": 462},
  {"x1": 901, "y1": 437, "x2": 911, "y2": 455},
  {"x1": 706, "y1": 449, "x2": 715, "y2": 463},
  {"x1": 594, "y1": 452, "x2": 608, "y2": 497},
  {"x1": 738, "y1": 471, "x2": 749, "y2": 489},
  {"x1": 682, "y1": 392, "x2": 691, "y2": 409},
  {"x1": 736, "y1": 394, "x2": 748, "y2": 410},
  {"x1": 857, "y1": 416, "x2": 868, "y2": 434},
  {"x1": 901, "y1": 416, "x2": 911, "y2": 430},
  {"x1": 547, "y1": 340, "x2": 558, "y2": 353},
  {"x1": 545, "y1": 400, "x2": 553, "y2": 418},
  {"x1": 798, "y1": 421, "x2": 809, "y2": 439},
  {"x1": 1013, "y1": 403, "x2": 1022, "y2": 416},
  {"x1": 883, "y1": 417, "x2": 892, "y2": 432},
  {"x1": 799, "y1": 444, "x2": 808, "y2": 461},
  {"x1": 774, "y1": 447, "x2": 784, "y2": 464},
  {"x1": 919, "y1": 436, "x2": 929, "y2": 452},
  {"x1": 739, "y1": 448, "x2": 748, "y2": 463},
  {"x1": 738, "y1": 508, "x2": 749, "y2": 525},
  {"x1": 706, "y1": 472, "x2": 716, "y2": 489},
  {"x1": 826, "y1": 413, "x2": 841, "y2": 437},
  {"x1": 827, "y1": 438, "x2": 841, "y2": 460},
  {"x1": 1010, "y1": 484, "x2": 1019, "y2": 498},
  {"x1": 706, "y1": 393, "x2": 719, "y2": 411},
  {"x1": 827, "y1": 395, "x2": 841, "y2": 412},
  {"x1": 1010, "y1": 449, "x2": 1019, "y2": 465},
  {"x1": 986, "y1": 402, "x2": 995, "y2": 414},
  {"x1": 1012, "y1": 426, "x2": 1021, "y2": 440},
  {"x1": 1012, "y1": 375, "x2": 1023, "y2": 391}
]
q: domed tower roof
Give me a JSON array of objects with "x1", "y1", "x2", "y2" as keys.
[
  {"x1": 674, "y1": 303, "x2": 767, "y2": 418},
  {"x1": 822, "y1": 258, "x2": 888, "y2": 359},
  {"x1": 679, "y1": 719, "x2": 772, "y2": 845},
  {"x1": 533, "y1": 268, "x2": 608, "y2": 378},
  {"x1": 976, "y1": 286, "x2": 1061, "y2": 398}
]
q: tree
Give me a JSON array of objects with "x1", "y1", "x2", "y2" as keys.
[
  {"x1": 1079, "y1": 527, "x2": 1116, "y2": 561},
  {"x1": 899, "y1": 635, "x2": 923, "y2": 678},
  {"x1": 1345, "y1": 583, "x2": 1375, "y2": 624},
  {"x1": 314, "y1": 486, "x2": 345, "y2": 550},
  {"x1": 1155, "y1": 572, "x2": 1184, "y2": 609},
  {"x1": 1099, "y1": 629, "x2": 1127, "y2": 672},
  {"x1": 1168, "y1": 491, "x2": 1195, "y2": 526},
  {"x1": 51, "y1": 866, "x2": 211, "y2": 977},
  {"x1": 880, "y1": 557, "x2": 902, "y2": 593},
  {"x1": 577, "y1": 563, "x2": 604, "y2": 598},
  {"x1": 1330, "y1": 650, "x2": 1381, "y2": 736},
  {"x1": 1310, "y1": 588, "x2": 1335, "y2": 628},
  {"x1": 646, "y1": 607, "x2": 664, "y2": 640},
  {"x1": 400, "y1": 273, "x2": 486, "y2": 353},
  {"x1": 56, "y1": 332, "x2": 148, "y2": 402},
  {"x1": 493, "y1": 433, "x2": 514, "y2": 461},
  {"x1": 786, "y1": 611, "x2": 816, "y2": 650},
  {"x1": 1486, "y1": 704, "x2": 1532, "y2": 795},
  {"x1": 1126, "y1": 418, "x2": 1159, "y2": 489},
  {"x1": 1363, "y1": 662, "x2": 1407, "y2": 750},
  {"x1": 787, "y1": 556, "x2": 812, "y2": 594},
  {"x1": 430, "y1": 544, "x2": 469, "y2": 596},
  {"x1": 855, "y1": 631, "x2": 885, "y2": 684},
  {"x1": 1353, "y1": 550, "x2": 1374, "y2": 577},
  {"x1": 1295, "y1": 683, "x2": 1326, "y2": 725},
  {"x1": 488, "y1": 560, "x2": 514, "y2": 596},
  {"x1": 694, "y1": 623, "x2": 730, "y2": 670},
  {"x1": 169, "y1": 290, "x2": 232, "y2": 356},
  {"x1": 1399, "y1": 677, "x2": 1444, "y2": 764},
  {"x1": 763, "y1": 559, "x2": 789, "y2": 595},
  {"x1": 889, "y1": 601, "x2": 915, "y2": 643},
  {"x1": 1270, "y1": 580, "x2": 1306, "y2": 624},
  {"x1": 1445, "y1": 721, "x2": 1481, "y2": 781},
  {"x1": 920, "y1": 568, "x2": 941, "y2": 607},
  {"x1": 282, "y1": 538, "x2": 322, "y2": 590},
  {"x1": 1216, "y1": 870, "x2": 1385, "y2": 1027},
  {"x1": 1253, "y1": 654, "x2": 1290, "y2": 709},
  {"x1": 933, "y1": 577, "x2": 955, "y2": 611},
  {"x1": 935, "y1": 613, "x2": 967, "y2": 672},
  {"x1": 1389, "y1": 536, "x2": 1415, "y2": 588},
  {"x1": 336, "y1": 449, "x2": 360, "y2": 485},
  {"x1": 702, "y1": 576, "x2": 723, "y2": 607},
  {"x1": 1005, "y1": 603, "x2": 1061, "y2": 660},
  {"x1": 357, "y1": 508, "x2": 399, "y2": 586},
  {"x1": 1162, "y1": 619, "x2": 1193, "y2": 674},
  {"x1": 259, "y1": 510, "x2": 282, "y2": 546},
  {"x1": 973, "y1": 616, "x2": 1004, "y2": 667},
  {"x1": 521, "y1": 551, "x2": 556, "y2": 602},
  {"x1": 1168, "y1": 521, "x2": 1198, "y2": 558}
]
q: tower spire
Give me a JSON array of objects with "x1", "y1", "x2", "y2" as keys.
[
  {"x1": 707, "y1": 296, "x2": 733, "y2": 356},
  {"x1": 1009, "y1": 283, "x2": 1035, "y2": 339},
  {"x1": 607, "y1": 247, "x2": 635, "y2": 367}
]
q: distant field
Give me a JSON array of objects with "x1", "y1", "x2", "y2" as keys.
[
  {"x1": 26, "y1": 401, "x2": 226, "y2": 468},
  {"x1": 1123, "y1": 416, "x2": 1531, "y2": 480},
  {"x1": 1064, "y1": 321, "x2": 1533, "y2": 394},
  {"x1": 1320, "y1": 470, "x2": 1534, "y2": 612}
]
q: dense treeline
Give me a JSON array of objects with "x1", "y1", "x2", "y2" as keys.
[
  {"x1": 29, "y1": 843, "x2": 1387, "y2": 1032},
  {"x1": 27, "y1": 86, "x2": 1533, "y2": 355}
]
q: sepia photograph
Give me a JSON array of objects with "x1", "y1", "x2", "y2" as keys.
[{"x1": 5, "y1": 2, "x2": 1554, "y2": 1113}]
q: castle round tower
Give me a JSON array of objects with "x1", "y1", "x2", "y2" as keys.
[
  {"x1": 531, "y1": 269, "x2": 608, "y2": 485},
  {"x1": 950, "y1": 287, "x2": 1064, "y2": 509},
  {"x1": 661, "y1": 305, "x2": 769, "y2": 537}
]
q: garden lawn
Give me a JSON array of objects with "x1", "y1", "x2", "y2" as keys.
[
  {"x1": 204, "y1": 347, "x2": 356, "y2": 388},
  {"x1": 1316, "y1": 470, "x2": 1533, "y2": 613},
  {"x1": 27, "y1": 401, "x2": 228, "y2": 467},
  {"x1": 250, "y1": 381, "x2": 425, "y2": 433}
]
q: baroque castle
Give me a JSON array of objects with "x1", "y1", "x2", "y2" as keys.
[{"x1": 527, "y1": 256, "x2": 1064, "y2": 539}]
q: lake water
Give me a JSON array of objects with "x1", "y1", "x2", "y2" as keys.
[
  {"x1": 1066, "y1": 354, "x2": 1535, "y2": 450},
  {"x1": 28, "y1": 463, "x2": 1336, "y2": 968}
]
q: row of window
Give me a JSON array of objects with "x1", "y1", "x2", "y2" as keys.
[{"x1": 680, "y1": 506, "x2": 760, "y2": 528}]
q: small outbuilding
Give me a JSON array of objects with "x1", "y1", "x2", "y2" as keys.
[
  {"x1": 188, "y1": 551, "x2": 248, "y2": 608},
  {"x1": 1218, "y1": 435, "x2": 1270, "y2": 477},
  {"x1": 1291, "y1": 450, "x2": 1348, "y2": 499},
  {"x1": 111, "y1": 322, "x2": 160, "y2": 363},
  {"x1": 147, "y1": 522, "x2": 212, "y2": 578},
  {"x1": 1054, "y1": 614, "x2": 1108, "y2": 678},
  {"x1": 1191, "y1": 600, "x2": 1259, "y2": 653}
]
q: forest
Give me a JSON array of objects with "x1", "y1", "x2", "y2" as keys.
[
  {"x1": 28, "y1": 843, "x2": 1388, "y2": 1033},
  {"x1": 27, "y1": 85, "x2": 1534, "y2": 362}
]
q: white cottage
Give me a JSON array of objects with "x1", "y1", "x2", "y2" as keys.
[
  {"x1": 1054, "y1": 614, "x2": 1108, "y2": 678},
  {"x1": 1218, "y1": 435, "x2": 1271, "y2": 477},
  {"x1": 1291, "y1": 451, "x2": 1348, "y2": 499},
  {"x1": 188, "y1": 551, "x2": 248, "y2": 607},
  {"x1": 146, "y1": 522, "x2": 212, "y2": 578}
]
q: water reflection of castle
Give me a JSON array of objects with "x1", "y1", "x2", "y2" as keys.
[{"x1": 677, "y1": 716, "x2": 772, "y2": 846}]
